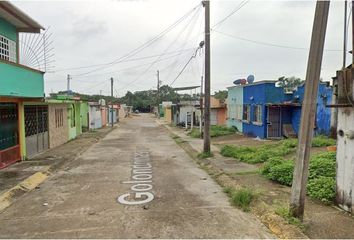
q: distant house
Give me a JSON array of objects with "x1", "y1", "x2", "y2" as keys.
[
  {"x1": 226, "y1": 80, "x2": 332, "y2": 139},
  {"x1": 88, "y1": 102, "x2": 102, "y2": 130},
  {"x1": 210, "y1": 96, "x2": 226, "y2": 125}
]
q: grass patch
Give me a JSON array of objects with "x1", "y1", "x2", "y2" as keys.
[
  {"x1": 197, "y1": 151, "x2": 214, "y2": 159},
  {"x1": 223, "y1": 187, "x2": 254, "y2": 212},
  {"x1": 221, "y1": 142, "x2": 294, "y2": 164},
  {"x1": 275, "y1": 206, "x2": 304, "y2": 230},
  {"x1": 261, "y1": 151, "x2": 336, "y2": 203},
  {"x1": 220, "y1": 136, "x2": 335, "y2": 164},
  {"x1": 311, "y1": 135, "x2": 336, "y2": 147},
  {"x1": 189, "y1": 128, "x2": 201, "y2": 138},
  {"x1": 307, "y1": 176, "x2": 336, "y2": 203},
  {"x1": 188, "y1": 125, "x2": 236, "y2": 138}
]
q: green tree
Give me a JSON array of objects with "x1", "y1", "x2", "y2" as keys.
[
  {"x1": 214, "y1": 90, "x2": 228, "y2": 101},
  {"x1": 277, "y1": 76, "x2": 304, "y2": 90}
]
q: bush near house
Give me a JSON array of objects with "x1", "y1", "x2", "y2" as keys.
[
  {"x1": 220, "y1": 136, "x2": 335, "y2": 164},
  {"x1": 221, "y1": 140, "x2": 296, "y2": 164},
  {"x1": 220, "y1": 136, "x2": 337, "y2": 203},
  {"x1": 260, "y1": 151, "x2": 336, "y2": 203},
  {"x1": 188, "y1": 125, "x2": 236, "y2": 139}
]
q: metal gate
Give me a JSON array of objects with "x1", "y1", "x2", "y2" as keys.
[
  {"x1": 25, "y1": 105, "x2": 49, "y2": 157},
  {"x1": 267, "y1": 106, "x2": 281, "y2": 138},
  {"x1": 0, "y1": 103, "x2": 20, "y2": 168}
]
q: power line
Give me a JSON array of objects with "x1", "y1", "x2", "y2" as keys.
[
  {"x1": 117, "y1": 7, "x2": 203, "y2": 91},
  {"x1": 212, "y1": 0, "x2": 250, "y2": 30},
  {"x1": 170, "y1": 43, "x2": 204, "y2": 86},
  {"x1": 54, "y1": 48, "x2": 194, "y2": 72},
  {"x1": 70, "y1": 3, "x2": 202, "y2": 77},
  {"x1": 213, "y1": 30, "x2": 342, "y2": 52}
]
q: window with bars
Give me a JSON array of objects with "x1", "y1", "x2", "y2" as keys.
[
  {"x1": 55, "y1": 109, "x2": 64, "y2": 128},
  {"x1": 243, "y1": 105, "x2": 250, "y2": 122},
  {"x1": 253, "y1": 105, "x2": 262, "y2": 124},
  {"x1": 0, "y1": 35, "x2": 16, "y2": 62}
]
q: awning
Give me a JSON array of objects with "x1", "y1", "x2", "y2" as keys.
[{"x1": 266, "y1": 102, "x2": 301, "y2": 107}]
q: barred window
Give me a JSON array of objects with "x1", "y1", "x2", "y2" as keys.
[
  {"x1": 55, "y1": 109, "x2": 64, "y2": 128},
  {"x1": 0, "y1": 35, "x2": 16, "y2": 62},
  {"x1": 243, "y1": 105, "x2": 250, "y2": 122},
  {"x1": 253, "y1": 105, "x2": 262, "y2": 124}
]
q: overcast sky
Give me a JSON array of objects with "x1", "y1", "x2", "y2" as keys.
[{"x1": 12, "y1": 0, "x2": 350, "y2": 97}]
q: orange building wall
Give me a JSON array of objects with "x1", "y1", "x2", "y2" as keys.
[{"x1": 217, "y1": 108, "x2": 227, "y2": 125}]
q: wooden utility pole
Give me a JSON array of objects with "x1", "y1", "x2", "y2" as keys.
[
  {"x1": 111, "y1": 77, "x2": 114, "y2": 127},
  {"x1": 157, "y1": 70, "x2": 160, "y2": 118},
  {"x1": 290, "y1": 0, "x2": 330, "y2": 219},
  {"x1": 203, "y1": 0, "x2": 211, "y2": 153},
  {"x1": 200, "y1": 76, "x2": 204, "y2": 134}
]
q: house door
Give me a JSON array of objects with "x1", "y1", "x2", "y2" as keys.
[
  {"x1": 25, "y1": 105, "x2": 49, "y2": 157},
  {"x1": 0, "y1": 103, "x2": 20, "y2": 168},
  {"x1": 267, "y1": 106, "x2": 281, "y2": 138},
  {"x1": 210, "y1": 109, "x2": 217, "y2": 125}
]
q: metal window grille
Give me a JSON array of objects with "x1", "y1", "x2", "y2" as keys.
[
  {"x1": 243, "y1": 105, "x2": 250, "y2": 121},
  {"x1": 253, "y1": 105, "x2": 262, "y2": 123},
  {"x1": 0, "y1": 103, "x2": 18, "y2": 151},
  {"x1": 0, "y1": 35, "x2": 16, "y2": 62},
  {"x1": 25, "y1": 106, "x2": 48, "y2": 137}
]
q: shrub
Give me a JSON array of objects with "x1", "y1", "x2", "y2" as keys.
[
  {"x1": 230, "y1": 188, "x2": 254, "y2": 212},
  {"x1": 260, "y1": 157, "x2": 284, "y2": 175},
  {"x1": 307, "y1": 176, "x2": 335, "y2": 203},
  {"x1": 220, "y1": 143, "x2": 295, "y2": 164},
  {"x1": 265, "y1": 160, "x2": 294, "y2": 186},
  {"x1": 309, "y1": 152, "x2": 336, "y2": 180},
  {"x1": 188, "y1": 128, "x2": 201, "y2": 138},
  {"x1": 210, "y1": 125, "x2": 236, "y2": 137},
  {"x1": 312, "y1": 135, "x2": 336, "y2": 147}
]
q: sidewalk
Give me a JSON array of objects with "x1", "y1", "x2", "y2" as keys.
[
  {"x1": 157, "y1": 119, "x2": 354, "y2": 239},
  {"x1": 0, "y1": 125, "x2": 115, "y2": 212}
]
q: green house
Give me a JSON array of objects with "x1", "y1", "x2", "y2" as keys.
[{"x1": 0, "y1": 2, "x2": 45, "y2": 168}]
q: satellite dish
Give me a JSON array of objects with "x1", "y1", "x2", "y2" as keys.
[
  {"x1": 247, "y1": 75, "x2": 255, "y2": 84},
  {"x1": 233, "y1": 79, "x2": 247, "y2": 85}
]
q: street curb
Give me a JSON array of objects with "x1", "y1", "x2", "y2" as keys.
[
  {"x1": 0, "y1": 126, "x2": 117, "y2": 214},
  {"x1": 159, "y1": 121, "x2": 309, "y2": 239},
  {"x1": 0, "y1": 171, "x2": 49, "y2": 212}
]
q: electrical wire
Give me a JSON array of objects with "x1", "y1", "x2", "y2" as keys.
[
  {"x1": 170, "y1": 46, "x2": 203, "y2": 86},
  {"x1": 117, "y1": 5, "x2": 203, "y2": 91},
  {"x1": 211, "y1": 0, "x2": 250, "y2": 30},
  {"x1": 69, "y1": 3, "x2": 202, "y2": 77},
  {"x1": 213, "y1": 30, "x2": 342, "y2": 52}
]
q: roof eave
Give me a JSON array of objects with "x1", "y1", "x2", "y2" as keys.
[{"x1": 0, "y1": 1, "x2": 45, "y2": 33}]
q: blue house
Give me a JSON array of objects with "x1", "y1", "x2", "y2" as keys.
[{"x1": 227, "y1": 80, "x2": 332, "y2": 139}]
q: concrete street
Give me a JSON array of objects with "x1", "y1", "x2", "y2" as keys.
[{"x1": 0, "y1": 114, "x2": 273, "y2": 238}]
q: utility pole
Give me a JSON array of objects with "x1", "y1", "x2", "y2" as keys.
[
  {"x1": 111, "y1": 77, "x2": 114, "y2": 127},
  {"x1": 157, "y1": 70, "x2": 160, "y2": 118},
  {"x1": 290, "y1": 0, "x2": 330, "y2": 219},
  {"x1": 67, "y1": 74, "x2": 71, "y2": 93},
  {"x1": 200, "y1": 76, "x2": 204, "y2": 134},
  {"x1": 203, "y1": 0, "x2": 211, "y2": 153}
]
